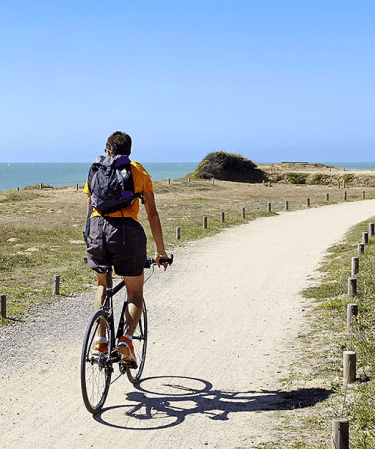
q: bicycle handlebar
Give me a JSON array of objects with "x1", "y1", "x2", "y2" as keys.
[{"x1": 145, "y1": 254, "x2": 174, "y2": 269}]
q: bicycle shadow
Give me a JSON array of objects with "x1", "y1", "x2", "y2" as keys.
[{"x1": 93, "y1": 375, "x2": 332, "y2": 430}]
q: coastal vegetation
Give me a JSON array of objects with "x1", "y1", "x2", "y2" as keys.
[
  {"x1": 0, "y1": 173, "x2": 375, "y2": 446},
  {"x1": 192, "y1": 151, "x2": 267, "y2": 183}
]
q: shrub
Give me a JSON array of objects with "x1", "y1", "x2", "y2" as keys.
[
  {"x1": 311, "y1": 174, "x2": 329, "y2": 185},
  {"x1": 193, "y1": 151, "x2": 267, "y2": 183},
  {"x1": 287, "y1": 173, "x2": 307, "y2": 184}
]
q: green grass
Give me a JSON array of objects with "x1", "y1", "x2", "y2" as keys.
[
  {"x1": 300, "y1": 218, "x2": 375, "y2": 448},
  {"x1": 0, "y1": 226, "x2": 93, "y2": 324}
]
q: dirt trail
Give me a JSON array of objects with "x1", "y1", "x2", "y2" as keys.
[{"x1": 1, "y1": 200, "x2": 375, "y2": 449}]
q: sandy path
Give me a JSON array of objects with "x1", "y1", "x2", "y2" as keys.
[{"x1": 1, "y1": 200, "x2": 375, "y2": 448}]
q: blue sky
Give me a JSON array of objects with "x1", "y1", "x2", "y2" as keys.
[{"x1": 0, "y1": 1, "x2": 374, "y2": 163}]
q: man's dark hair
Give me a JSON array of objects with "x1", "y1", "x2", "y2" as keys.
[{"x1": 105, "y1": 131, "x2": 132, "y2": 156}]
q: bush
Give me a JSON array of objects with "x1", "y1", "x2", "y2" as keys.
[
  {"x1": 311, "y1": 174, "x2": 329, "y2": 185},
  {"x1": 193, "y1": 151, "x2": 267, "y2": 183},
  {"x1": 287, "y1": 173, "x2": 307, "y2": 184},
  {"x1": 343, "y1": 174, "x2": 354, "y2": 184}
]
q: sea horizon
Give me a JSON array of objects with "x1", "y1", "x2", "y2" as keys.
[{"x1": 1, "y1": 161, "x2": 375, "y2": 192}]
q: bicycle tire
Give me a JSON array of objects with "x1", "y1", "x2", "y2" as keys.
[
  {"x1": 81, "y1": 310, "x2": 112, "y2": 414},
  {"x1": 126, "y1": 301, "x2": 148, "y2": 384}
]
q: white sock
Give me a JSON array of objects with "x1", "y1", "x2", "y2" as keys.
[
  {"x1": 125, "y1": 334, "x2": 133, "y2": 342},
  {"x1": 96, "y1": 337, "x2": 108, "y2": 343}
]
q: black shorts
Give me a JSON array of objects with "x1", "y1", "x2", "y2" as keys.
[{"x1": 84, "y1": 216, "x2": 147, "y2": 276}]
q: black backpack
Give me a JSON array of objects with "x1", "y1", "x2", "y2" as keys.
[
  {"x1": 87, "y1": 155, "x2": 142, "y2": 215},
  {"x1": 82, "y1": 155, "x2": 143, "y2": 249}
]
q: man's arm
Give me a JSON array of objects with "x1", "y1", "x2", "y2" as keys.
[{"x1": 143, "y1": 191, "x2": 168, "y2": 268}]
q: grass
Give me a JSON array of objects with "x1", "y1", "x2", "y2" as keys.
[
  {"x1": 1, "y1": 178, "x2": 375, "y2": 446},
  {"x1": 295, "y1": 219, "x2": 375, "y2": 448}
]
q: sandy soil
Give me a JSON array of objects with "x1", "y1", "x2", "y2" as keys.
[{"x1": 1, "y1": 199, "x2": 375, "y2": 448}]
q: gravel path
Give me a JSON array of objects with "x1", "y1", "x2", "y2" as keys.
[{"x1": 1, "y1": 200, "x2": 375, "y2": 449}]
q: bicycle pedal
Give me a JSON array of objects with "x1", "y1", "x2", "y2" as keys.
[{"x1": 122, "y1": 360, "x2": 138, "y2": 369}]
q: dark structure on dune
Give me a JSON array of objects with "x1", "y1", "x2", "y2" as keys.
[{"x1": 193, "y1": 151, "x2": 268, "y2": 183}]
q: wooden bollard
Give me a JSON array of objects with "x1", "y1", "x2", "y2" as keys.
[
  {"x1": 0, "y1": 294, "x2": 6, "y2": 318},
  {"x1": 241, "y1": 208, "x2": 245, "y2": 219},
  {"x1": 343, "y1": 351, "x2": 356, "y2": 384},
  {"x1": 221, "y1": 211, "x2": 225, "y2": 222},
  {"x1": 332, "y1": 418, "x2": 349, "y2": 449},
  {"x1": 348, "y1": 277, "x2": 357, "y2": 298},
  {"x1": 343, "y1": 191, "x2": 347, "y2": 200},
  {"x1": 362, "y1": 232, "x2": 368, "y2": 245},
  {"x1": 307, "y1": 198, "x2": 310, "y2": 207},
  {"x1": 76, "y1": 183, "x2": 79, "y2": 191},
  {"x1": 188, "y1": 177, "x2": 191, "y2": 183},
  {"x1": 351, "y1": 257, "x2": 359, "y2": 276},
  {"x1": 176, "y1": 226, "x2": 181, "y2": 240},
  {"x1": 363, "y1": 191, "x2": 366, "y2": 199},
  {"x1": 326, "y1": 193, "x2": 329, "y2": 202},
  {"x1": 369, "y1": 222, "x2": 374, "y2": 237},
  {"x1": 203, "y1": 216, "x2": 207, "y2": 229},
  {"x1": 212, "y1": 178, "x2": 215, "y2": 185},
  {"x1": 285, "y1": 200, "x2": 289, "y2": 211},
  {"x1": 40, "y1": 182, "x2": 43, "y2": 190},
  {"x1": 267, "y1": 202, "x2": 271, "y2": 212},
  {"x1": 347, "y1": 303, "x2": 358, "y2": 327},
  {"x1": 53, "y1": 275, "x2": 60, "y2": 295},
  {"x1": 358, "y1": 243, "x2": 364, "y2": 255}
]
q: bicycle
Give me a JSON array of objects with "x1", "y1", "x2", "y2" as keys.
[{"x1": 80, "y1": 255, "x2": 173, "y2": 414}]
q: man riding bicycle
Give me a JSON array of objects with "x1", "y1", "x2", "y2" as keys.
[{"x1": 83, "y1": 131, "x2": 169, "y2": 366}]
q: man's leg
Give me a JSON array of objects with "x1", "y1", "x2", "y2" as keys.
[
  {"x1": 123, "y1": 272, "x2": 144, "y2": 336},
  {"x1": 94, "y1": 272, "x2": 108, "y2": 339},
  {"x1": 117, "y1": 272, "x2": 144, "y2": 365}
]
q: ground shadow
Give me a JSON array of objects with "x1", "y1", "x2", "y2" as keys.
[{"x1": 94, "y1": 375, "x2": 332, "y2": 430}]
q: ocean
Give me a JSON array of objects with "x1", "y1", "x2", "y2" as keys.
[
  {"x1": 0, "y1": 162, "x2": 199, "y2": 192},
  {"x1": 0, "y1": 161, "x2": 374, "y2": 192}
]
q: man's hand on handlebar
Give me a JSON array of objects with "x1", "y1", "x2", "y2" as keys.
[{"x1": 155, "y1": 253, "x2": 173, "y2": 271}]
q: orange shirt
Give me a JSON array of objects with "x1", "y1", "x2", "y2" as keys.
[{"x1": 84, "y1": 160, "x2": 153, "y2": 222}]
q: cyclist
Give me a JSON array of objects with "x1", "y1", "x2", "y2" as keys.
[{"x1": 83, "y1": 131, "x2": 169, "y2": 366}]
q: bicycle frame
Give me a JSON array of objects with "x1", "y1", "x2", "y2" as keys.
[{"x1": 99, "y1": 269, "x2": 129, "y2": 368}]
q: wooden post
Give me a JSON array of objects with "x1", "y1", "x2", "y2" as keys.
[
  {"x1": 363, "y1": 191, "x2": 366, "y2": 199},
  {"x1": 343, "y1": 191, "x2": 347, "y2": 200},
  {"x1": 348, "y1": 277, "x2": 357, "y2": 298},
  {"x1": 0, "y1": 294, "x2": 6, "y2": 318},
  {"x1": 358, "y1": 243, "x2": 364, "y2": 255},
  {"x1": 212, "y1": 178, "x2": 215, "y2": 185},
  {"x1": 221, "y1": 212, "x2": 225, "y2": 222},
  {"x1": 326, "y1": 193, "x2": 329, "y2": 202},
  {"x1": 351, "y1": 257, "x2": 359, "y2": 276},
  {"x1": 76, "y1": 183, "x2": 79, "y2": 191},
  {"x1": 17, "y1": 187, "x2": 20, "y2": 192},
  {"x1": 53, "y1": 275, "x2": 60, "y2": 295},
  {"x1": 362, "y1": 232, "x2": 368, "y2": 245},
  {"x1": 343, "y1": 351, "x2": 356, "y2": 384},
  {"x1": 241, "y1": 208, "x2": 245, "y2": 219},
  {"x1": 285, "y1": 201, "x2": 289, "y2": 211},
  {"x1": 40, "y1": 182, "x2": 43, "y2": 190},
  {"x1": 188, "y1": 177, "x2": 191, "y2": 183},
  {"x1": 307, "y1": 198, "x2": 310, "y2": 207},
  {"x1": 267, "y1": 202, "x2": 271, "y2": 212},
  {"x1": 369, "y1": 222, "x2": 374, "y2": 237},
  {"x1": 347, "y1": 303, "x2": 358, "y2": 327},
  {"x1": 176, "y1": 226, "x2": 181, "y2": 240},
  {"x1": 332, "y1": 418, "x2": 349, "y2": 449},
  {"x1": 203, "y1": 216, "x2": 207, "y2": 229},
  {"x1": 167, "y1": 178, "x2": 171, "y2": 184}
]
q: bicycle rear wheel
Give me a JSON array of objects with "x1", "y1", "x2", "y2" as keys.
[
  {"x1": 127, "y1": 301, "x2": 148, "y2": 383},
  {"x1": 81, "y1": 310, "x2": 112, "y2": 414}
]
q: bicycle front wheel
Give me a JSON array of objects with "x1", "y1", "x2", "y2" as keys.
[
  {"x1": 81, "y1": 310, "x2": 112, "y2": 414},
  {"x1": 127, "y1": 301, "x2": 148, "y2": 384}
]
